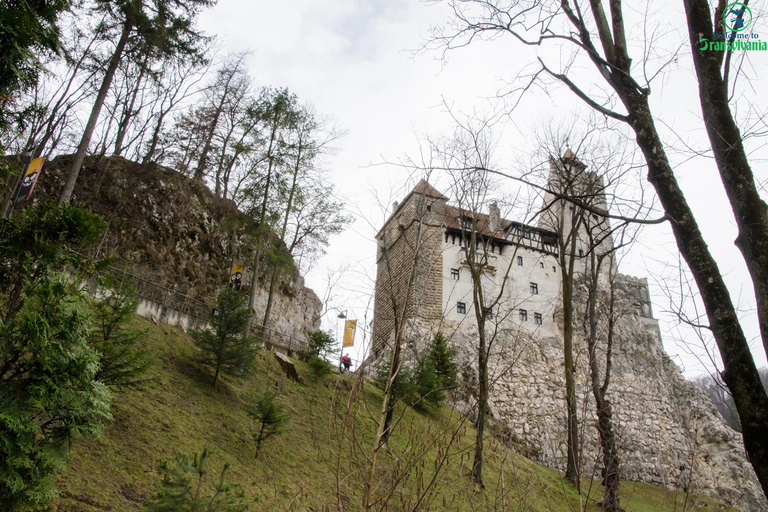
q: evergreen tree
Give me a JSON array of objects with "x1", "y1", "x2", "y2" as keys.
[
  {"x1": 0, "y1": 201, "x2": 107, "y2": 318},
  {"x1": 143, "y1": 447, "x2": 253, "y2": 511},
  {"x1": 90, "y1": 286, "x2": 155, "y2": 390},
  {"x1": 192, "y1": 288, "x2": 257, "y2": 389},
  {"x1": 0, "y1": 201, "x2": 110, "y2": 510},
  {"x1": 246, "y1": 391, "x2": 289, "y2": 459},
  {"x1": 412, "y1": 354, "x2": 442, "y2": 411},
  {"x1": 0, "y1": 0, "x2": 70, "y2": 131},
  {"x1": 375, "y1": 335, "x2": 457, "y2": 413},
  {"x1": 0, "y1": 274, "x2": 111, "y2": 510},
  {"x1": 305, "y1": 329, "x2": 336, "y2": 360},
  {"x1": 428, "y1": 332, "x2": 457, "y2": 392}
]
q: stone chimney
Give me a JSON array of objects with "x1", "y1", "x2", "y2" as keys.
[{"x1": 489, "y1": 201, "x2": 500, "y2": 232}]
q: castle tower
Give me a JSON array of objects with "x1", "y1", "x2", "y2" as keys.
[
  {"x1": 538, "y1": 149, "x2": 616, "y2": 278},
  {"x1": 371, "y1": 180, "x2": 448, "y2": 356}
]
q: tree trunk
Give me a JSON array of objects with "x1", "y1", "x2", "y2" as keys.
[
  {"x1": 625, "y1": 90, "x2": 768, "y2": 497},
  {"x1": 193, "y1": 65, "x2": 240, "y2": 182},
  {"x1": 564, "y1": 0, "x2": 768, "y2": 498},
  {"x1": 586, "y1": 257, "x2": 620, "y2": 512},
  {"x1": 142, "y1": 108, "x2": 168, "y2": 165},
  {"x1": 364, "y1": 318, "x2": 404, "y2": 510},
  {"x1": 59, "y1": 20, "x2": 133, "y2": 206},
  {"x1": 471, "y1": 315, "x2": 487, "y2": 486},
  {"x1": 246, "y1": 109, "x2": 283, "y2": 334},
  {"x1": 562, "y1": 265, "x2": 580, "y2": 492},
  {"x1": 244, "y1": 251, "x2": 260, "y2": 338},
  {"x1": 683, "y1": 0, "x2": 768, "y2": 363},
  {"x1": 261, "y1": 267, "x2": 279, "y2": 329},
  {"x1": 113, "y1": 56, "x2": 148, "y2": 156},
  {"x1": 262, "y1": 141, "x2": 302, "y2": 330}
]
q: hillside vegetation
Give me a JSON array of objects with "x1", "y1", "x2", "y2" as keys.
[{"x1": 52, "y1": 315, "x2": 736, "y2": 512}]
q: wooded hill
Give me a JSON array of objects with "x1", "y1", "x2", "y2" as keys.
[{"x1": 3, "y1": 154, "x2": 271, "y2": 301}]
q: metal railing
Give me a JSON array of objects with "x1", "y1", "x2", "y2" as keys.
[
  {"x1": 76, "y1": 251, "x2": 309, "y2": 352},
  {"x1": 249, "y1": 322, "x2": 308, "y2": 354},
  {"x1": 102, "y1": 265, "x2": 211, "y2": 320}
]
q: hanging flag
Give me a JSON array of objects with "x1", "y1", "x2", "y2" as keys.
[
  {"x1": 14, "y1": 156, "x2": 45, "y2": 205},
  {"x1": 343, "y1": 319, "x2": 357, "y2": 348},
  {"x1": 228, "y1": 262, "x2": 244, "y2": 292}
]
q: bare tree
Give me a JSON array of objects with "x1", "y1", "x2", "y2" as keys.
[
  {"x1": 261, "y1": 105, "x2": 349, "y2": 328},
  {"x1": 191, "y1": 53, "x2": 250, "y2": 183},
  {"x1": 432, "y1": 121, "x2": 531, "y2": 487},
  {"x1": 430, "y1": 0, "x2": 768, "y2": 495},
  {"x1": 141, "y1": 49, "x2": 211, "y2": 164},
  {"x1": 59, "y1": 0, "x2": 213, "y2": 205},
  {"x1": 365, "y1": 177, "x2": 439, "y2": 510}
]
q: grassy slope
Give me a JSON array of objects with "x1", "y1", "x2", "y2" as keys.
[{"x1": 53, "y1": 316, "x2": 737, "y2": 512}]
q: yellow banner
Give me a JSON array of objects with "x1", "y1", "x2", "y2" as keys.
[
  {"x1": 343, "y1": 319, "x2": 357, "y2": 348},
  {"x1": 229, "y1": 262, "x2": 244, "y2": 291},
  {"x1": 14, "y1": 156, "x2": 45, "y2": 205}
]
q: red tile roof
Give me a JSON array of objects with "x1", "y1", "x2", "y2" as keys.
[{"x1": 411, "y1": 179, "x2": 448, "y2": 200}]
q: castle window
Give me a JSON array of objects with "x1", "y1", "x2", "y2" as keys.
[
  {"x1": 539, "y1": 261, "x2": 544, "y2": 268},
  {"x1": 451, "y1": 268, "x2": 460, "y2": 280},
  {"x1": 534, "y1": 312, "x2": 542, "y2": 325},
  {"x1": 519, "y1": 309, "x2": 528, "y2": 321},
  {"x1": 553, "y1": 266, "x2": 556, "y2": 273},
  {"x1": 427, "y1": 204, "x2": 432, "y2": 212},
  {"x1": 517, "y1": 256, "x2": 523, "y2": 266},
  {"x1": 530, "y1": 282, "x2": 538, "y2": 294},
  {"x1": 457, "y1": 302, "x2": 466, "y2": 314},
  {"x1": 486, "y1": 307, "x2": 493, "y2": 319},
  {"x1": 461, "y1": 216, "x2": 473, "y2": 230},
  {"x1": 578, "y1": 249, "x2": 584, "y2": 257}
]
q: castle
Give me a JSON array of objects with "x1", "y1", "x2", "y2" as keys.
[{"x1": 371, "y1": 152, "x2": 766, "y2": 510}]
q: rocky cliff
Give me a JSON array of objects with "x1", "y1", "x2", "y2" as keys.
[
  {"x1": 15, "y1": 154, "x2": 321, "y2": 338},
  {"x1": 395, "y1": 273, "x2": 765, "y2": 512}
]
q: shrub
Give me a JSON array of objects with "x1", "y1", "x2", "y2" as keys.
[
  {"x1": 0, "y1": 274, "x2": 111, "y2": 510},
  {"x1": 374, "y1": 333, "x2": 458, "y2": 413},
  {"x1": 90, "y1": 287, "x2": 155, "y2": 390},
  {"x1": 0, "y1": 202, "x2": 110, "y2": 510},
  {"x1": 428, "y1": 332, "x2": 457, "y2": 392},
  {"x1": 307, "y1": 357, "x2": 333, "y2": 382},
  {"x1": 305, "y1": 329, "x2": 337, "y2": 360},
  {"x1": 192, "y1": 288, "x2": 258, "y2": 389},
  {"x1": 143, "y1": 447, "x2": 254, "y2": 511},
  {"x1": 246, "y1": 391, "x2": 289, "y2": 459}
]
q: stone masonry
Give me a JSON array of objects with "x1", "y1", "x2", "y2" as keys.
[{"x1": 371, "y1": 163, "x2": 766, "y2": 511}]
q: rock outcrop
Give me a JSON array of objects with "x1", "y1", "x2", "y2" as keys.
[
  {"x1": 395, "y1": 274, "x2": 766, "y2": 512},
  {"x1": 25, "y1": 155, "x2": 322, "y2": 338}
]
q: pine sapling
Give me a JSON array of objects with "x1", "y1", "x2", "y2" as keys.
[{"x1": 246, "y1": 391, "x2": 289, "y2": 459}]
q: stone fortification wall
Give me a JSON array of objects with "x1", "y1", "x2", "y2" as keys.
[
  {"x1": 402, "y1": 275, "x2": 766, "y2": 512},
  {"x1": 248, "y1": 269, "x2": 321, "y2": 340}
]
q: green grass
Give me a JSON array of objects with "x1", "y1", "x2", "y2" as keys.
[{"x1": 52, "y1": 316, "x2": 738, "y2": 511}]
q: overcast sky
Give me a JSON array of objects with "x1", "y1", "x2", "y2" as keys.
[{"x1": 198, "y1": 0, "x2": 768, "y2": 376}]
